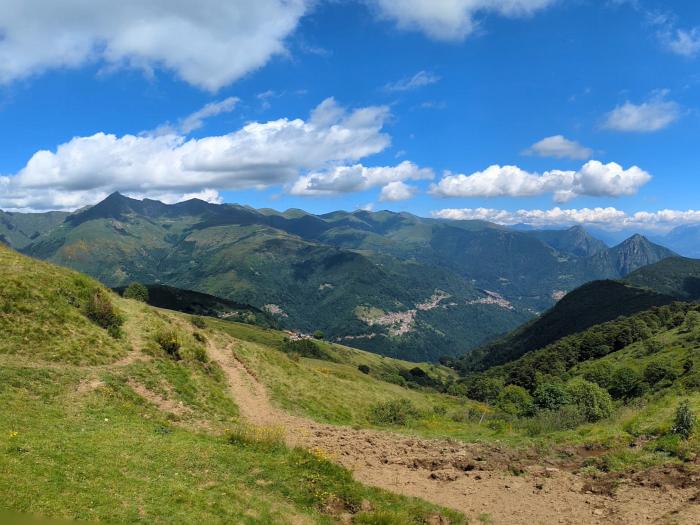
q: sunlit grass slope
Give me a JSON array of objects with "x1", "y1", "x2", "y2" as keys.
[{"x1": 0, "y1": 244, "x2": 464, "y2": 524}]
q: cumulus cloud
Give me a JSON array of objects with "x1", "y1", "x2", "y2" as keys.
[
  {"x1": 0, "y1": 0, "x2": 308, "y2": 91},
  {"x1": 602, "y1": 92, "x2": 680, "y2": 132},
  {"x1": 523, "y1": 135, "x2": 592, "y2": 160},
  {"x1": 384, "y1": 70, "x2": 440, "y2": 92},
  {"x1": 0, "y1": 98, "x2": 392, "y2": 210},
  {"x1": 368, "y1": 0, "x2": 557, "y2": 40},
  {"x1": 429, "y1": 160, "x2": 651, "y2": 202},
  {"x1": 432, "y1": 206, "x2": 700, "y2": 232},
  {"x1": 379, "y1": 181, "x2": 418, "y2": 201},
  {"x1": 289, "y1": 161, "x2": 433, "y2": 197}
]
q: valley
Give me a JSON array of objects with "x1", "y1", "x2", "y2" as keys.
[
  {"x1": 2, "y1": 193, "x2": 677, "y2": 363},
  {"x1": 2, "y1": 242, "x2": 700, "y2": 524}
]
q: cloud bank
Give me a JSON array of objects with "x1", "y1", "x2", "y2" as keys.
[
  {"x1": 0, "y1": 0, "x2": 308, "y2": 91},
  {"x1": 0, "y1": 98, "x2": 398, "y2": 210},
  {"x1": 430, "y1": 160, "x2": 651, "y2": 202},
  {"x1": 432, "y1": 206, "x2": 700, "y2": 232}
]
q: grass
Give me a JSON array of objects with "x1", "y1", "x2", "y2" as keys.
[{"x1": 0, "y1": 244, "x2": 463, "y2": 524}]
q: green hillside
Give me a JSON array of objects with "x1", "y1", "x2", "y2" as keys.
[
  {"x1": 625, "y1": 256, "x2": 700, "y2": 299},
  {"x1": 460, "y1": 280, "x2": 677, "y2": 372},
  {"x1": 0, "y1": 243, "x2": 465, "y2": 524},
  {"x1": 10, "y1": 194, "x2": 676, "y2": 362},
  {"x1": 3, "y1": 243, "x2": 700, "y2": 524}
]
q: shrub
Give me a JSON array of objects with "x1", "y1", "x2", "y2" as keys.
[
  {"x1": 358, "y1": 364, "x2": 370, "y2": 375},
  {"x1": 192, "y1": 331, "x2": 206, "y2": 343},
  {"x1": 533, "y1": 382, "x2": 570, "y2": 411},
  {"x1": 466, "y1": 376, "x2": 503, "y2": 403},
  {"x1": 122, "y1": 282, "x2": 148, "y2": 302},
  {"x1": 608, "y1": 367, "x2": 644, "y2": 400},
  {"x1": 644, "y1": 361, "x2": 678, "y2": 386},
  {"x1": 684, "y1": 311, "x2": 700, "y2": 332},
  {"x1": 672, "y1": 400, "x2": 696, "y2": 440},
  {"x1": 522, "y1": 405, "x2": 586, "y2": 436},
  {"x1": 191, "y1": 316, "x2": 207, "y2": 329},
  {"x1": 313, "y1": 330, "x2": 325, "y2": 340},
  {"x1": 566, "y1": 378, "x2": 613, "y2": 422},
  {"x1": 155, "y1": 330, "x2": 181, "y2": 359},
  {"x1": 84, "y1": 290, "x2": 123, "y2": 338},
  {"x1": 282, "y1": 338, "x2": 326, "y2": 359},
  {"x1": 497, "y1": 385, "x2": 534, "y2": 417},
  {"x1": 582, "y1": 363, "x2": 613, "y2": 389},
  {"x1": 368, "y1": 399, "x2": 421, "y2": 426},
  {"x1": 643, "y1": 339, "x2": 663, "y2": 355}
]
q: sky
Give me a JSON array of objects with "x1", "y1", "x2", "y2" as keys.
[{"x1": 1, "y1": 0, "x2": 700, "y2": 234}]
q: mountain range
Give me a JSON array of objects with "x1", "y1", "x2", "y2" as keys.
[{"x1": 0, "y1": 193, "x2": 678, "y2": 361}]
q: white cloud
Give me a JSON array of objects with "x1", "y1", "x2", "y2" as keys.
[
  {"x1": 368, "y1": 0, "x2": 557, "y2": 40},
  {"x1": 602, "y1": 92, "x2": 680, "y2": 132},
  {"x1": 0, "y1": 0, "x2": 308, "y2": 91},
  {"x1": 384, "y1": 70, "x2": 440, "y2": 92},
  {"x1": 663, "y1": 27, "x2": 700, "y2": 57},
  {"x1": 0, "y1": 98, "x2": 392, "y2": 210},
  {"x1": 429, "y1": 160, "x2": 651, "y2": 202},
  {"x1": 524, "y1": 135, "x2": 592, "y2": 160},
  {"x1": 379, "y1": 181, "x2": 417, "y2": 201},
  {"x1": 289, "y1": 161, "x2": 433, "y2": 197},
  {"x1": 156, "y1": 97, "x2": 240, "y2": 135},
  {"x1": 432, "y1": 206, "x2": 700, "y2": 232}
]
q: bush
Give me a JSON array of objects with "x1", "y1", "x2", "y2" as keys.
[
  {"x1": 358, "y1": 364, "x2": 370, "y2": 374},
  {"x1": 684, "y1": 311, "x2": 700, "y2": 332},
  {"x1": 522, "y1": 405, "x2": 586, "y2": 436},
  {"x1": 644, "y1": 361, "x2": 678, "y2": 386},
  {"x1": 191, "y1": 316, "x2": 207, "y2": 329},
  {"x1": 282, "y1": 338, "x2": 326, "y2": 359},
  {"x1": 533, "y1": 382, "x2": 570, "y2": 411},
  {"x1": 155, "y1": 330, "x2": 181, "y2": 359},
  {"x1": 313, "y1": 330, "x2": 325, "y2": 340},
  {"x1": 582, "y1": 363, "x2": 613, "y2": 389},
  {"x1": 84, "y1": 291, "x2": 123, "y2": 338},
  {"x1": 497, "y1": 385, "x2": 534, "y2": 417},
  {"x1": 672, "y1": 400, "x2": 696, "y2": 440},
  {"x1": 192, "y1": 331, "x2": 206, "y2": 343},
  {"x1": 608, "y1": 367, "x2": 644, "y2": 400},
  {"x1": 466, "y1": 376, "x2": 503, "y2": 403},
  {"x1": 123, "y1": 282, "x2": 148, "y2": 302},
  {"x1": 368, "y1": 399, "x2": 421, "y2": 426},
  {"x1": 566, "y1": 378, "x2": 613, "y2": 422}
]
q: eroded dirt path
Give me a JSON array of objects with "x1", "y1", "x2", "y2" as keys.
[{"x1": 206, "y1": 342, "x2": 700, "y2": 524}]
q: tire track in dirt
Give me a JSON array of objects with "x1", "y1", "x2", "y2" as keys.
[{"x1": 206, "y1": 341, "x2": 700, "y2": 524}]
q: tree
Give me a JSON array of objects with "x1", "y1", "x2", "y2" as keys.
[
  {"x1": 466, "y1": 376, "x2": 503, "y2": 403},
  {"x1": 672, "y1": 400, "x2": 696, "y2": 439},
  {"x1": 123, "y1": 282, "x2": 149, "y2": 302},
  {"x1": 497, "y1": 385, "x2": 534, "y2": 417},
  {"x1": 644, "y1": 361, "x2": 678, "y2": 386},
  {"x1": 684, "y1": 311, "x2": 700, "y2": 333},
  {"x1": 566, "y1": 378, "x2": 613, "y2": 422},
  {"x1": 608, "y1": 367, "x2": 644, "y2": 400},
  {"x1": 533, "y1": 382, "x2": 570, "y2": 411}
]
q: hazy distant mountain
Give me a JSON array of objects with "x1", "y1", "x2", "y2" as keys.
[
  {"x1": 661, "y1": 224, "x2": 700, "y2": 258},
  {"x1": 3, "y1": 193, "x2": 679, "y2": 361}
]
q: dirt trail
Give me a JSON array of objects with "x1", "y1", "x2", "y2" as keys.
[{"x1": 207, "y1": 342, "x2": 700, "y2": 524}]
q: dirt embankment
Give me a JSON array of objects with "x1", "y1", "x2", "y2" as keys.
[{"x1": 206, "y1": 341, "x2": 700, "y2": 525}]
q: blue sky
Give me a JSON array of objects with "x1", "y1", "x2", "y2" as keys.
[{"x1": 1, "y1": 0, "x2": 700, "y2": 233}]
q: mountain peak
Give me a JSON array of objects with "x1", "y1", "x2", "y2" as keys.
[{"x1": 611, "y1": 234, "x2": 676, "y2": 275}]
